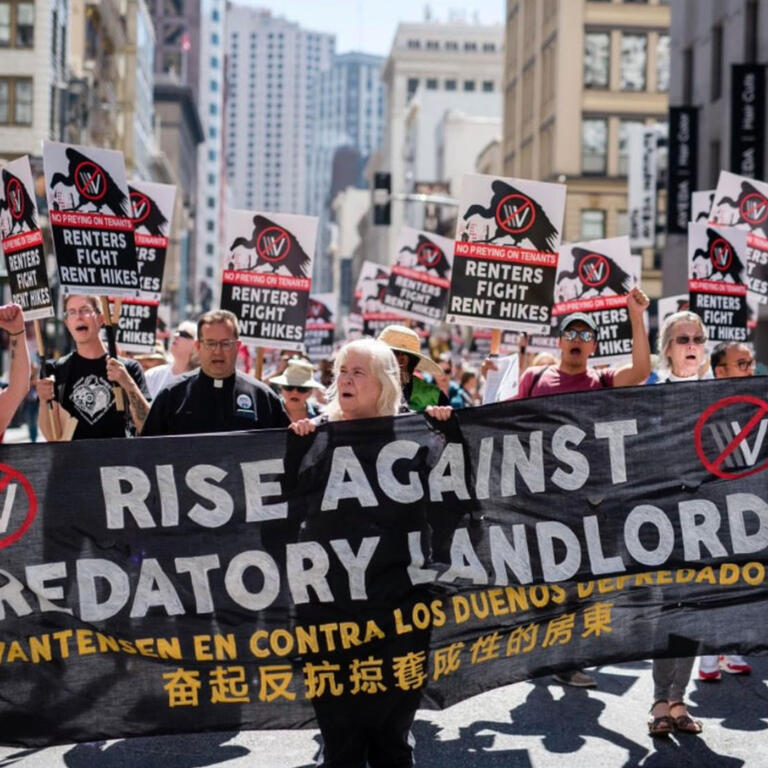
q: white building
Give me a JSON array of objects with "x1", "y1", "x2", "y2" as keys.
[
  {"x1": 224, "y1": 5, "x2": 334, "y2": 215},
  {"x1": 0, "y1": 0, "x2": 68, "y2": 161}
]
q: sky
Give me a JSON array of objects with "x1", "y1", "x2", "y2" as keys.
[{"x1": 238, "y1": 0, "x2": 505, "y2": 56}]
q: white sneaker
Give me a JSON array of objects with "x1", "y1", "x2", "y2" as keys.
[
  {"x1": 699, "y1": 654, "x2": 721, "y2": 682},
  {"x1": 720, "y1": 654, "x2": 752, "y2": 675}
]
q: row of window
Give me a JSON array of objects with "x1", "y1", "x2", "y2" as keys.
[
  {"x1": 0, "y1": 0, "x2": 33, "y2": 48},
  {"x1": 0, "y1": 76, "x2": 32, "y2": 125},
  {"x1": 582, "y1": 117, "x2": 666, "y2": 176},
  {"x1": 406, "y1": 39, "x2": 497, "y2": 53},
  {"x1": 584, "y1": 32, "x2": 669, "y2": 92},
  {"x1": 406, "y1": 77, "x2": 494, "y2": 100}
]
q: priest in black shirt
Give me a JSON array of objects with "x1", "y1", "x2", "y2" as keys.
[
  {"x1": 36, "y1": 295, "x2": 150, "y2": 440},
  {"x1": 141, "y1": 309, "x2": 288, "y2": 436}
]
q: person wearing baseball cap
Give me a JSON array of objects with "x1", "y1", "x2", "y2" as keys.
[
  {"x1": 377, "y1": 324, "x2": 450, "y2": 412},
  {"x1": 514, "y1": 284, "x2": 651, "y2": 688}
]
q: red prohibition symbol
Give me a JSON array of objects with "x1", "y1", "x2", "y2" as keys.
[
  {"x1": 6, "y1": 177, "x2": 24, "y2": 220},
  {"x1": 74, "y1": 161, "x2": 107, "y2": 201},
  {"x1": 694, "y1": 395, "x2": 768, "y2": 480},
  {"x1": 130, "y1": 191, "x2": 151, "y2": 225},
  {"x1": 0, "y1": 463, "x2": 38, "y2": 550},
  {"x1": 709, "y1": 237, "x2": 733, "y2": 272},
  {"x1": 417, "y1": 242, "x2": 443, "y2": 268},
  {"x1": 740, "y1": 192, "x2": 768, "y2": 226},
  {"x1": 495, "y1": 193, "x2": 536, "y2": 235},
  {"x1": 256, "y1": 225, "x2": 291, "y2": 263},
  {"x1": 578, "y1": 253, "x2": 610, "y2": 288}
]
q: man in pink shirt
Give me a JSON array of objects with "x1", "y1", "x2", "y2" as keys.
[{"x1": 516, "y1": 285, "x2": 651, "y2": 687}]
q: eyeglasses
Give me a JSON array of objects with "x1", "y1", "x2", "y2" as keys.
[
  {"x1": 199, "y1": 339, "x2": 238, "y2": 350},
  {"x1": 561, "y1": 329, "x2": 595, "y2": 342},
  {"x1": 282, "y1": 385, "x2": 312, "y2": 393},
  {"x1": 174, "y1": 330, "x2": 194, "y2": 340},
  {"x1": 735, "y1": 357, "x2": 756, "y2": 371},
  {"x1": 674, "y1": 335, "x2": 707, "y2": 346},
  {"x1": 65, "y1": 307, "x2": 96, "y2": 319},
  {"x1": 441, "y1": 367, "x2": 452, "y2": 375}
]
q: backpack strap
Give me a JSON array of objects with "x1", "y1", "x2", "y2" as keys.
[{"x1": 525, "y1": 365, "x2": 551, "y2": 397}]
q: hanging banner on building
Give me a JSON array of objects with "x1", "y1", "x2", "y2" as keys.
[
  {"x1": 0, "y1": 155, "x2": 54, "y2": 319},
  {"x1": 383, "y1": 228, "x2": 453, "y2": 324},
  {"x1": 220, "y1": 209, "x2": 317, "y2": 351},
  {"x1": 304, "y1": 293, "x2": 337, "y2": 361},
  {"x1": 657, "y1": 294, "x2": 690, "y2": 327},
  {"x1": 108, "y1": 297, "x2": 158, "y2": 354},
  {"x1": 447, "y1": 173, "x2": 566, "y2": 335},
  {"x1": 43, "y1": 142, "x2": 140, "y2": 298},
  {"x1": 688, "y1": 223, "x2": 748, "y2": 343},
  {"x1": 2, "y1": 379, "x2": 768, "y2": 747},
  {"x1": 710, "y1": 171, "x2": 768, "y2": 303},
  {"x1": 628, "y1": 125, "x2": 658, "y2": 248},
  {"x1": 691, "y1": 190, "x2": 715, "y2": 223},
  {"x1": 552, "y1": 237, "x2": 641, "y2": 365},
  {"x1": 667, "y1": 107, "x2": 698, "y2": 235},
  {"x1": 129, "y1": 180, "x2": 176, "y2": 300},
  {"x1": 730, "y1": 64, "x2": 766, "y2": 180}
]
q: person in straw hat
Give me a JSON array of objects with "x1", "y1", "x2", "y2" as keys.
[
  {"x1": 270, "y1": 357, "x2": 323, "y2": 422},
  {"x1": 377, "y1": 324, "x2": 449, "y2": 412}
]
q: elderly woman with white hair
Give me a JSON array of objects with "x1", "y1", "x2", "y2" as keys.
[
  {"x1": 648, "y1": 309, "x2": 710, "y2": 737},
  {"x1": 289, "y1": 337, "x2": 450, "y2": 768}
]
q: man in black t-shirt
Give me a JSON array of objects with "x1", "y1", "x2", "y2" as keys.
[
  {"x1": 141, "y1": 309, "x2": 288, "y2": 436},
  {"x1": 36, "y1": 295, "x2": 150, "y2": 440}
]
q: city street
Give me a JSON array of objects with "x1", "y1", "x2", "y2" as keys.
[{"x1": 1, "y1": 658, "x2": 766, "y2": 767}]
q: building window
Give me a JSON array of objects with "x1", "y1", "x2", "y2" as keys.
[
  {"x1": 581, "y1": 210, "x2": 606, "y2": 240},
  {"x1": 656, "y1": 35, "x2": 670, "y2": 92},
  {"x1": 682, "y1": 47, "x2": 693, "y2": 103},
  {"x1": 0, "y1": 0, "x2": 33, "y2": 47},
  {"x1": 483, "y1": 42, "x2": 496, "y2": 52},
  {"x1": 464, "y1": 41, "x2": 477, "y2": 51},
  {"x1": 407, "y1": 77, "x2": 419, "y2": 101},
  {"x1": 463, "y1": 80, "x2": 475, "y2": 92},
  {"x1": 208, "y1": 173, "x2": 216, "y2": 185},
  {"x1": 445, "y1": 41, "x2": 458, "y2": 50},
  {"x1": 445, "y1": 79, "x2": 457, "y2": 91},
  {"x1": 616, "y1": 210, "x2": 629, "y2": 237},
  {"x1": 482, "y1": 80, "x2": 494, "y2": 92},
  {"x1": 206, "y1": 220, "x2": 215, "y2": 232},
  {"x1": 584, "y1": 32, "x2": 609, "y2": 89},
  {"x1": 426, "y1": 78, "x2": 438, "y2": 90},
  {"x1": 746, "y1": 0, "x2": 759, "y2": 63},
  {"x1": 618, "y1": 119, "x2": 644, "y2": 176},
  {"x1": 711, "y1": 24, "x2": 723, "y2": 101},
  {"x1": 407, "y1": 39, "x2": 420, "y2": 49},
  {"x1": 582, "y1": 118, "x2": 607, "y2": 174},
  {"x1": 620, "y1": 34, "x2": 646, "y2": 91},
  {"x1": 0, "y1": 76, "x2": 32, "y2": 124},
  {"x1": 208, "y1": 149, "x2": 216, "y2": 161},
  {"x1": 205, "y1": 244, "x2": 214, "y2": 255},
  {"x1": 426, "y1": 40, "x2": 439, "y2": 50},
  {"x1": 709, "y1": 140, "x2": 721, "y2": 186},
  {"x1": 211, "y1": 56, "x2": 219, "y2": 68}
]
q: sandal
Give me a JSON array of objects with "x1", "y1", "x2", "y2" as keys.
[
  {"x1": 648, "y1": 699, "x2": 674, "y2": 737},
  {"x1": 669, "y1": 701, "x2": 703, "y2": 734}
]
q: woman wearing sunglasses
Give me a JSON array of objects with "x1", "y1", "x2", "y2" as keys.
[
  {"x1": 270, "y1": 357, "x2": 323, "y2": 422},
  {"x1": 647, "y1": 309, "x2": 710, "y2": 737}
]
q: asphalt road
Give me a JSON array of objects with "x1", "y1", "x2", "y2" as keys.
[{"x1": 2, "y1": 657, "x2": 767, "y2": 767}]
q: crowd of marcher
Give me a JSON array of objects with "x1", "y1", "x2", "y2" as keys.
[{"x1": 0, "y1": 292, "x2": 761, "y2": 766}]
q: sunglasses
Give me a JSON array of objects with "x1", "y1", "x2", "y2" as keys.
[
  {"x1": 282, "y1": 385, "x2": 312, "y2": 393},
  {"x1": 175, "y1": 330, "x2": 194, "y2": 340},
  {"x1": 674, "y1": 335, "x2": 707, "y2": 346},
  {"x1": 561, "y1": 329, "x2": 595, "y2": 342}
]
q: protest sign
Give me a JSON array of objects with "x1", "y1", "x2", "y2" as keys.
[
  {"x1": 305, "y1": 293, "x2": 337, "y2": 361},
  {"x1": 349, "y1": 261, "x2": 406, "y2": 338},
  {"x1": 482, "y1": 353, "x2": 519, "y2": 403},
  {"x1": 43, "y1": 142, "x2": 140, "y2": 298},
  {"x1": 447, "y1": 174, "x2": 566, "y2": 335},
  {"x1": 108, "y1": 297, "x2": 158, "y2": 353},
  {"x1": 0, "y1": 156, "x2": 54, "y2": 319},
  {"x1": 2, "y1": 379, "x2": 768, "y2": 746},
  {"x1": 628, "y1": 125, "x2": 657, "y2": 248},
  {"x1": 657, "y1": 294, "x2": 690, "y2": 327},
  {"x1": 667, "y1": 107, "x2": 698, "y2": 235},
  {"x1": 383, "y1": 228, "x2": 453, "y2": 324},
  {"x1": 688, "y1": 223, "x2": 748, "y2": 343},
  {"x1": 691, "y1": 190, "x2": 715, "y2": 224},
  {"x1": 553, "y1": 237, "x2": 640, "y2": 365},
  {"x1": 129, "y1": 181, "x2": 176, "y2": 300},
  {"x1": 710, "y1": 171, "x2": 768, "y2": 303},
  {"x1": 220, "y1": 209, "x2": 316, "y2": 350},
  {"x1": 466, "y1": 328, "x2": 518, "y2": 367}
]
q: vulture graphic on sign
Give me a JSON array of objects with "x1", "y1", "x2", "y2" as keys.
[
  {"x1": 0, "y1": 168, "x2": 37, "y2": 234},
  {"x1": 397, "y1": 234, "x2": 451, "y2": 279},
  {"x1": 556, "y1": 247, "x2": 633, "y2": 300},
  {"x1": 462, "y1": 179, "x2": 560, "y2": 252},
  {"x1": 692, "y1": 228, "x2": 745, "y2": 283},
  {"x1": 49, "y1": 147, "x2": 130, "y2": 217},
  {"x1": 307, "y1": 297, "x2": 333, "y2": 323},
  {"x1": 714, "y1": 179, "x2": 768, "y2": 231},
  {"x1": 228, "y1": 214, "x2": 312, "y2": 278},
  {"x1": 130, "y1": 189, "x2": 169, "y2": 237},
  {"x1": 359, "y1": 267, "x2": 391, "y2": 311}
]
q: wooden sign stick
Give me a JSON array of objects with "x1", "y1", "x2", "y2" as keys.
[
  {"x1": 255, "y1": 347, "x2": 264, "y2": 380},
  {"x1": 489, "y1": 328, "x2": 502, "y2": 356},
  {"x1": 100, "y1": 296, "x2": 125, "y2": 411}
]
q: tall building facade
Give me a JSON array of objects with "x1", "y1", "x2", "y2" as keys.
[
  {"x1": 224, "y1": 4, "x2": 334, "y2": 216},
  {"x1": 503, "y1": 0, "x2": 670, "y2": 296},
  {"x1": 665, "y1": 0, "x2": 768, "y2": 294},
  {"x1": 148, "y1": 0, "x2": 201, "y2": 98}
]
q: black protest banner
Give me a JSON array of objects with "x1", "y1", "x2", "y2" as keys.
[
  {"x1": 3, "y1": 379, "x2": 768, "y2": 747},
  {"x1": 447, "y1": 174, "x2": 566, "y2": 335},
  {"x1": 688, "y1": 223, "x2": 749, "y2": 343},
  {"x1": 730, "y1": 64, "x2": 765, "y2": 180},
  {"x1": 0, "y1": 156, "x2": 54, "y2": 320},
  {"x1": 553, "y1": 237, "x2": 641, "y2": 365},
  {"x1": 221, "y1": 209, "x2": 316, "y2": 351},
  {"x1": 43, "y1": 142, "x2": 140, "y2": 297},
  {"x1": 667, "y1": 106, "x2": 699, "y2": 235},
  {"x1": 108, "y1": 297, "x2": 158, "y2": 353},
  {"x1": 383, "y1": 228, "x2": 453, "y2": 324},
  {"x1": 305, "y1": 293, "x2": 336, "y2": 361},
  {"x1": 129, "y1": 180, "x2": 176, "y2": 300},
  {"x1": 710, "y1": 170, "x2": 768, "y2": 303}
]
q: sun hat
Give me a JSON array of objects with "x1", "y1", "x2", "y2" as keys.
[
  {"x1": 377, "y1": 324, "x2": 443, "y2": 377},
  {"x1": 270, "y1": 358, "x2": 323, "y2": 388}
]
